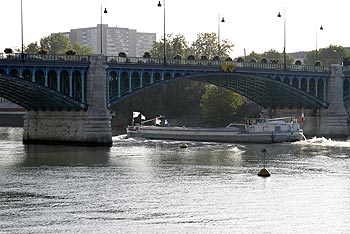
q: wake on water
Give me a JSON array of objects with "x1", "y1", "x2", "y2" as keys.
[{"x1": 293, "y1": 136, "x2": 350, "y2": 148}]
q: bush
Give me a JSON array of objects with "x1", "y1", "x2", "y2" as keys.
[
  {"x1": 38, "y1": 49, "x2": 48, "y2": 54},
  {"x1": 295, "y1": 60, "x2": 302, "y2": 65},
  {"x1": 174, "y1": 55, "x2": 181, "y2": 60},
  {"x1": 4, "y1": 48, "x2": 13, "y2": 54},
  {"x1": 119, "y1": 52, "x2": 127, "y2": 58},
  {"x1": 143, "y1": 52, "x2": 151, "y2": 59},
  {"x1": 261, "y1": 58, "x2": 268, "y2": 63},
  {"x1": 237, "y1": 57, "x2": 244, "y2": 62},
  {"x1": 314, "y1": 60, "x2": 322, "y2": 66},
  {"x1": 187, "y1": 55, "x2": 195, "y2": 60},
  {"x1": 65, "y1": 49, "x2": 77, "y2": 55}
]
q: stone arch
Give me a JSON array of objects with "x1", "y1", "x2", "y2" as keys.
[{"x1": 317, "y1": 79, "x2": 324, "y2": 100}]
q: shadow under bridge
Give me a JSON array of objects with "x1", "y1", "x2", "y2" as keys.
[{"x1": 189, "y1": 72, "x2": 329, "y2": 109}]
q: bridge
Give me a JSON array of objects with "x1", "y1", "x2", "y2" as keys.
[{"x1": 0, "y1": 53, "x2": 348, "y2": 145}]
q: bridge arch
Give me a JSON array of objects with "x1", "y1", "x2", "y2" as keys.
[{"x1": 108, "y1": 71, "x2": 328, "y2": 109}]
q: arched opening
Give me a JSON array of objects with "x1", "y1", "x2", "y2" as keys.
[
  {"x1": 317, "y1": 79, "x2": 324, "y2": 100},
  {"x1": 164, "y1": 72, "x2": 172, "y2": 80},
  {"x1": 153, "y1": 72, "x2": 161, "y2": 83},
  {"x1": 292, "y1": 77, "x2": 299, "y2": 88},
  {"x1": 60, "y1": 70, "x2": 70, "y2": 96},
  {"x1": 309, "y1": 79, "x2": 316, "y2": 96},
  {"x1": 22, "y1": 69, "x2": 32, "y2": 81},
  {"x1": 142, "y1": 72, "x2": 151, "y2": 86},
  {"x1": 9, "y1": 69, "x2": 19, "y2": 77},
  {"x1": 301, "y1": 78, "x2": 307, "y2": 92},
  {"x1": 48, "y1": 70, "x2": 57, "y2": 90},
  {"x1": 283, "y1": 77, "x2": 290, "y2": 85},
  {"x1": 121, "y1": 71, "x2": 129, "y2": 95},
  {"x1": 109, "y1": 71, "x2": 119, "y2": 98},
  {"x1": 72, "y1": 70, "x2": 82, "y2": 100},
  {"x1": 131, "y1": 72, "x2": 141, "y2": 91},
  {"x1": 35, "y1": 70, "x2": 45, "y2": 86}
]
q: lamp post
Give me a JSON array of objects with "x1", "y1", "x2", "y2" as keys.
[
  {"x1": 21, "y1": 0, "x2": 24, "y2": 61},
  {"x1": 277, "y1": 10, "x2": 286, "y2": 69},
  {"x1": 218, "y1": 15, "x2": 225, "y2": 57},
  {"x1": 315, "y1": 25, "x2": 323, "y2": 62},
  {"x1": 157, "y1": 0, "x2": 166, "y2": 64},
  {"x1": 100, "y1": 4, "x2": 107, "y2": 54}
]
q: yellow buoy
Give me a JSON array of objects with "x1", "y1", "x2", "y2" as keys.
[{"x1": 258, "y1": 148, "x2": 271, "y2": 177}]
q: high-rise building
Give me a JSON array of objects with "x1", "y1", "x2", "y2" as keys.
[{"x1": 62, "y1": 25, "x2": 156, "y2": 57}]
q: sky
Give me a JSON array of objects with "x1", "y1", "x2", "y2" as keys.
[{"x1": 1, "y1": 0, "x2": 349, "y2": 58}]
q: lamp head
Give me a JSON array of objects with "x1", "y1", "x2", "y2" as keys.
[
  {"x1": 157, "y1": 1, "x2": 161, "y2": 7},
  {"x1": 221, "y1": 17, "x2": 225, "y2": 23},
  {"x1": 320, "y1": 25, "x2": 323, "y2": 30},
  {"x1": 104, "y1": 8, "x2": 107, "y2": 14},
  {"x1": 277, "y1": 12, "x2": 281, "y2": 17}
]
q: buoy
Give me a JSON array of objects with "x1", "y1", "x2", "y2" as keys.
[
  {"x1": 179, "y1": 143, "x2": 188, "y2": 148},
  {"x1": 258, "y1": 148, "x2": 271, "y2": 177},
  {"x1": 258, "y1": 168, "x2": 271, "y2": 177}
]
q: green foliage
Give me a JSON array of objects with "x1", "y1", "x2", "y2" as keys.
[
  {"x1": 150, "y1": 34, "x2": 190, "y2": 59},
  {"x1": 190, "y1": 32, "x2": 233, "y2": 59},
  {"x1": 244, "y1": 49, "x2": 294, "y2": 64},
  {"x1": 71, "y1": 43, "x2": 94, "y2": 55},
  {"x1": 200, "y1": 85, "x2": 245, "y2": 126},
  {"x1": 40, "y1": 33, "x2": 71, "y2": 54},
  {"x1": 304, "y1": 45, "x2": 350, "y2": 66},
  {"x1": 25, "y1": 42, "x2": 40, "y2": 54}
]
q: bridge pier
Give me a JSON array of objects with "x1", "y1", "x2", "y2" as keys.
[{"x1": 23, "y1": 55, "x2": 112, "y2": 146}]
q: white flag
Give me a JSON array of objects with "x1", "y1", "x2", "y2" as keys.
[
  {"x1": 133, "y1": 112, "x2": 140, "y2": 118},
  {"x1": 141, "y1": 114, "x2": 146, "y2": 120}
]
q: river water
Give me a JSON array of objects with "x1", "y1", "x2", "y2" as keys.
[{"x1": 0, "y1": 127, "x2": 350, "y2": 233}]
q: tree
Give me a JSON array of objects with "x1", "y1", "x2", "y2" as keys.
[
  {"x1": 190, "y1": 32, "x2": 233, "y2": 59},
  {"x1": 150, "y1": 34, "x2": 190, "y2": 60},
  {"x1": 71, "y1": 43, "x2": 94, "y2": 55},
  {"x1": 40, "y1": 33, "x2": 71, "y2": 54},
  {"x1": 304, "y1": 44, "x2": 350, "y2": 66},
  {"x1": 25, "y1": 42, "x2": 40, "y2": 54},
  {"x1": 200, "y1": 85, "x2": 245, "y2": 126}
]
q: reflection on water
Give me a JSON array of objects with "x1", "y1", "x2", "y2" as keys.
[{"x1": 1, "y1": 128, "x2": 350, "y2": 233}]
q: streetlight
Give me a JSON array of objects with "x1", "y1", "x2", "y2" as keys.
[
  {"x1": 157, "y1": 0, "x2": 166, "y2": 64},
  {"x1": 277, "y1": 10, "x2": 286, "y2": 69},
  {"x1": 315, "y1": 25, "x2": 323, "y2": 62},
  {"x1": 218, "y1": 15, "x2": 225, "y2": 57},
  {"x1": 100, "y1": 4, "x2": 107, "y2": 54},
  {"x1": 21, "y1": 0, "x2": 24, "y2": 61}
]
